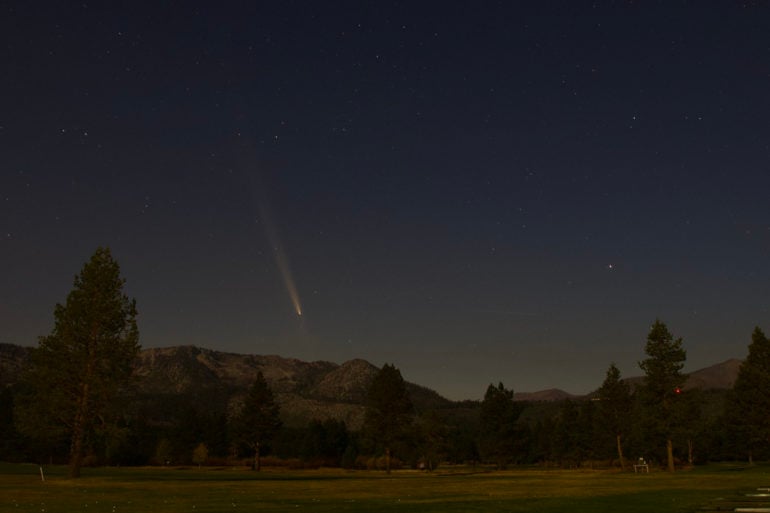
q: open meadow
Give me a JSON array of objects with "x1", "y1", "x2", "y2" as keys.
[{"x1": 2, "y1": 463, "x2": 770, "y2": 513}]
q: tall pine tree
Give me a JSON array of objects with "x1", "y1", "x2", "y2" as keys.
[
  {"x1": 479, "y1": 382, "x2": 519, "y2": 469},
  {"x1": 15, "y1": 247, "x2": 140, "y2": 478},
  {"x1": 597, "y1": 363, "x2": 632, "y2": 469},
  {"x1": 727, "y1": 327, "x2": 770, "y2": 463},
  {"x1": 363, "y1": 364, "x2": 413, "y2": 473},
  {"x1": 639, "y1": 319, "x2": 686, "y2": 472},
  {"x1": 232, "y1": 371, "x2": 282, "y2": 471}
]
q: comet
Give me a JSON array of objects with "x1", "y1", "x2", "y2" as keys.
[
  {"x1": 246, "y1": 165, "x2": 303, "y2": 319},
  {"x1": 258, "y1": 199, "x2": 303, "y2": 318},
  {"x1": 272, "y1": 240, "x2": 303, "y2": 318}
]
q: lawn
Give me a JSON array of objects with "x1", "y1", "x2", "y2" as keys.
[{"x1": 2, "y1": 463, "x2": 769, "y2": 513}]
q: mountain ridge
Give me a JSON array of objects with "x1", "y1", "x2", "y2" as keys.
[{"x1": 0, "y1": 343, "x2": 742, "y2": 427}]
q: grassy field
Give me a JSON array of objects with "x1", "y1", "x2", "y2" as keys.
[{"x1": 2, "y1": 463, "x2": 769, "y2": 513}]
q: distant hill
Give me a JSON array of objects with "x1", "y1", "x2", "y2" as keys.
[
  {"x1": 514, "y1": 388, "x2": 579, "y2": 402},
  {"x1": 684, "y1": 359, "x2": 742, "y2": 390},
  {"x1": 0, "y1": 344, "x2": 743, "y2": 427},
  {"x1": 620, "y1": 359, "x2": 742, "y2": 392}
]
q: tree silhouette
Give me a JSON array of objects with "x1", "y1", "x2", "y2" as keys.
[
  {"x1": 726, "y1": 327, "x2": 770, "y2": 463},
  {"x1": 597, "y1": 363, "x2": 632, "y2": 469},
  {"x1": 479, "y1": 382, "x2": 519, "y2": 468},
  {"x1": 15, "y1": 248, "x2": 139, "y2": 478},
  {"x1": 363, "y1": 364, "x2": 413, "y2": 473},
  {"x1": 639, "y1": 319, "x2": 686, "y2": 472},
  {"x1": 232, "y1": 372, "x2": 281, "y2": 471}
]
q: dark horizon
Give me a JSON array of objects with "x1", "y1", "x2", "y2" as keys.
[
  {"x1": 0, "y1": 336, "x2": 743, "y2": 404},
  {"x1": 1, "y1": 332, "x2": 745, "y2": 402}
]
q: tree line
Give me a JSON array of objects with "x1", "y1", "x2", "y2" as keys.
[{"x1": 2, "y1": 248, "x2": 770, "y2": 476}]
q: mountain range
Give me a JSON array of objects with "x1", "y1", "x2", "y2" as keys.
[{"x1": 0, "y1": 343, "x2": 741, "y2": 428}]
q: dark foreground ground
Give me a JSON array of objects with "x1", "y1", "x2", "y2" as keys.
[{"x1": 2, "y1": 462, "x2": 769, "y2": 513}]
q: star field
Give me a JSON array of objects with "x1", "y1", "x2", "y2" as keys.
[{"x1": 1, "y1": 2, "x2": 769, "y2": 399}]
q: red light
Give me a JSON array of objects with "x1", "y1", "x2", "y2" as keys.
[{"x1": 674, "y1": 387, "x2": 682, "y2": 394}]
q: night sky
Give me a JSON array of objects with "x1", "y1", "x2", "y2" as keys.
[{"x1": 2, "y1": 2, "x2": 769, "y2": 400}]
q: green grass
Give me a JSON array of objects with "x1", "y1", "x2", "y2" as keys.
[{"x1": 1, "y1": 463, "x2": 769, "y2": 513}]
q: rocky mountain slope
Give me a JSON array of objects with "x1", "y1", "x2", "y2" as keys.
[
  {"x1": 133, "y1": 346, "x2": 386, "y2": 428},
  {"x1": 1, "y1": 344, "x2": 451, "y2": 429}
]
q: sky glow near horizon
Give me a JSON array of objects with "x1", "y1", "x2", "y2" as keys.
[{"x1": 1, "y1": 2, "x2": 769, "y2": 400}]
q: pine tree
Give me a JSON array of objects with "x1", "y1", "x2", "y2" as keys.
[
  {"x1": 363, "y1": 364, "x2": 413, "y2": 473},
  {"x1": 639, "y1": 319, "x2": 686, "y2": 472},
  {"x1": 575, "y1": 400, "x2": 600, "y2": 467},
  {"x1": 479, "y1": 382, "x2": 519, "y2": 469},
  {"x1": 552, "y1": 399, "x2": 579, "y2": 467},
  {"x1": 414, "y1": 410, "x2": 448, "y2": 471},
  {"x1": 597, "y1": 363, "x2": 632, "y2": 469},
  {"x1": 232, "y1": 371, "x2": 281, "y2": 471},
  {"x1": 727, "y1": 327, "x2": 770, "y2": 463},
  {"x1": 15, "y1": 247, "x2": 140, "y2": 478}
]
